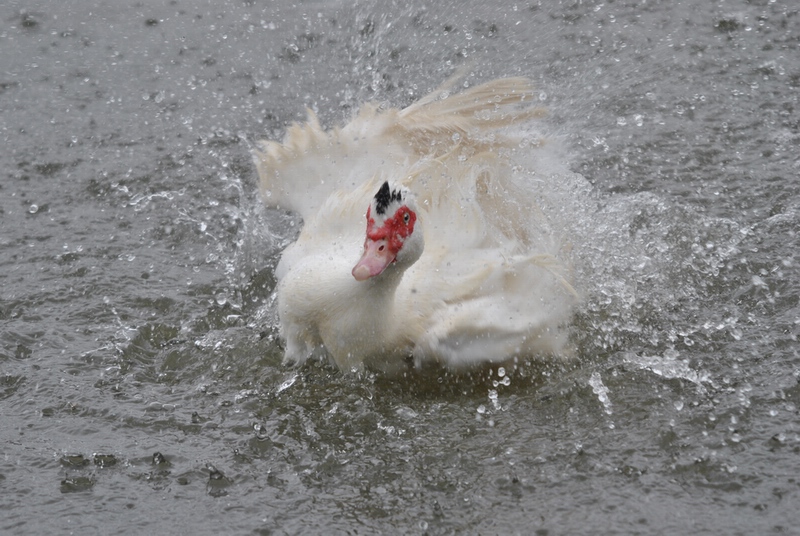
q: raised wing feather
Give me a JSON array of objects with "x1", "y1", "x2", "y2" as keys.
[{"x1": 253, "y1": 77, "x2": 543, "y2": 220}]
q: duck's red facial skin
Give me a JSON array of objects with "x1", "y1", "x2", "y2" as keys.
[
  {"x1": 365, "y1": 205, "x2": 416, "y2": 251},
  {"x1": 352, "y1": 205, "x2": 417, "y2": 281}
]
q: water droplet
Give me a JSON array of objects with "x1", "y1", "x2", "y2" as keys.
[
  {"x1": 589, "y1": 372, "x2": 613, "y2": 415},
  {"x1": 254, "y1": 423, "x2": 269, "y2": 440},
  {"x1": 28, "y1": 204, "x2": 39, "y2": 214},
  {"x1": 93, "y1": 453, "x2": 118, "y2": 467},
  {"x1": 276, "y1": 374, "x2": 297, "y2": 394},
  {"x1": 488, "y1": 389, "x2": 500, "y2": 410},
  {"x1": 207, "y1": 463, "x2": 225, "y2": 480},
  {"x1": 215, "y1": 291, "x2": 228, "y2": 305}
]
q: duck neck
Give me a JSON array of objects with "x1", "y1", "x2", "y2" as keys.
[{"x1": 361, "y1": 262, "x2": 406, "y2": 302}]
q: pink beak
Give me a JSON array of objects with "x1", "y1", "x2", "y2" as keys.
[{"x1": 352, "y1": 239, "x2": 395, "y2": 281}]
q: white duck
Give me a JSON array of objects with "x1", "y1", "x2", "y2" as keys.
[{"x1": 254, "y1": 77, "x2": 577, "y2": 374}]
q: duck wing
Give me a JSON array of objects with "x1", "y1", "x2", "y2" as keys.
[{"x1": 253, "y1": 77, "x2": 542, "y2": 221}]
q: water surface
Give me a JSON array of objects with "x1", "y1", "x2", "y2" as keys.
[{"x1": 1, "y1": 0, "x2": 799, "y2": 534}]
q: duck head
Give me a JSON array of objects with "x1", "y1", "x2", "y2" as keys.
[{"x1": 352, "y1": 181, "x2": 424, "y2": 281}]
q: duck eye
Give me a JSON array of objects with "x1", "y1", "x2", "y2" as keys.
[{"x1": 403, "y1": 212, "x2": 410, "y2": 224}]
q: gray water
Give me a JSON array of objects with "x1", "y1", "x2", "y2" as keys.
[{"x1": 2, "y1": 0, "x2": 799, "y2": 534}]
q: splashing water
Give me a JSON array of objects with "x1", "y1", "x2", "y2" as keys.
[{"x1": 589, "y1": 371, "x2": 613, "y2": 415}]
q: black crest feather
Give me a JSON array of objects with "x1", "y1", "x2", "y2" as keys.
[{"x1": 374, "y1": 181, "x2": 403, "y2": 215}]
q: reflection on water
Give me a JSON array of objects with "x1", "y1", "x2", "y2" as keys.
[{"x1": 1, "y1": 0, "x2": 799, "y2": 534}]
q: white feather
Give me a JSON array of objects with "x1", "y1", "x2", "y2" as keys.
[{"x1": 254, "y1": 77, "x2": 577, "y2": 374}]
